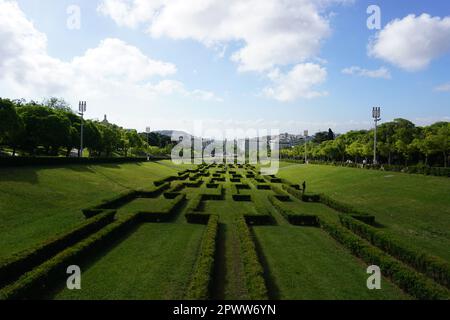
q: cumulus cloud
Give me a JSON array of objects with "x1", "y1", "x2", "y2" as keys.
[
  {"x1": 0, "y1": 0, "x2": 219, "y2": 104},
  {"x1": 263, "y1": 63, "x2": 328, "y2": 102},
  {"x1": 368, "y1": 14, "x2": 450, "y2": 71},
  {"x1": 434, "y1": 82, "x2": 450, "y2": 92},
  {"x1": 99, "y1": 0, "x2": 343, "y2": 72},
  {"x1": 98, "y1": 0, "x2": 351, "y2": 101},
  {"x1": 341, "y1": 66, "x2": 391, "y2": 79}
]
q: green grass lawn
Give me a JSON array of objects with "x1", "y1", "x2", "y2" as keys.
[
  {"x1": 52, "y1": 223, "x2": 204, "y2": 300},
  {"x1": 278, "y1": 162, "x2": 450, "y2": 262},
  {"x1": 0, "y1": 160, "x2": 189, "y2": 260},
  {"x1": 253, "y1": 225, "x2": 411, "y2": 300}
]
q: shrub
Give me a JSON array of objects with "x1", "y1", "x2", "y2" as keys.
[
  {"x1": 0, "y1": 157, "x2": 148, "y2": 168},
  {"x1": 243, "y1": 215, "x2": 275, "y2": 226},
  {"x1": 185, "y1": 213, "x2": 212, "y2": 224},
  {"x1": 339, "y1": 215, "x2": 450, "y2": 289},
  {"x1": 301, "y1": 193, "x2": 321, "y2": 202},
  {"x1": 288, "y1": 215, "x2": 319, "y2": 226},
  {"x1": 186, "y1": 215, "x2": 219, "y2": 300},
  {"x1": 82, "y1": 190, "x2": 137, "y2": 218},
  {"x1": 319, "y1": 216, "x2": 450, "y2": 300},
  {"x1": 256, "y1": 184, "x2": 271, "y2": 190},
  {"x1": 232, "y1": 194, "x2": 252, "y2": 202},
  {"x1": 0, "y1": 212, "x2": 139, "y2": 300},
  {"x1": 0, "y1": 211, "x2": 116, "y2": 288},
  {"x1": 268, "y1": 195, "x2": 318, "y2": 226},
  {"x1": 235, "y1": 216, "x2": 268, "y2": 299}
]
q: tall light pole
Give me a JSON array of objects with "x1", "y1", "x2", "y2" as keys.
[
  {"x1": 304, "y1": 130, "x2": 308, "y2": 164},
  {"x1": 146, "y1": 127, "x2": 151, "y2": 160},
  {"x1": 78, "y1": 101, "x2": 86, "y2": 157},
  {"x1": 372, "y1": 107, "x2": 381, "y2": 165}
]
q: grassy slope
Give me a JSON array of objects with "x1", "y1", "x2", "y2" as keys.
[
  {"x1": 52, "y1": 223, "x2": 204, "y2": 300},
  {"x1": 253, "y1": 226, "x2": 410, "y2": 300},
  {"x1": 0, "y1": 160, "x2": 189, "y2": 260},
  {"x1": 277, "y1": 162, "x2": 450, "y2": 261}
]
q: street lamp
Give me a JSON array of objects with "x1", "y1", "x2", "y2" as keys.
[
  {"x1": 304, "y1": 130, "x2": 308, "y2": 164},
  {"x1": 78, "y1": 101, "x2": 86, "y2": 158},
  {"x1": 372, "y1": 107, "x2": 381, "y2": 165},
  {"x1": 146, "y1": 126, "x2": 151, "y2": 160}
]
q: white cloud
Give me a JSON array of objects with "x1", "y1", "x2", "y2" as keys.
[
  {"x1": 0, "y1": 0, "x2": 219, "y2": 104},
  {"x1": 368, "y1": 14, "x2": 450, "y2": 71},
  {"x1": 341, "y1": 66, "x2": 391, "y2": 79},
  {"x1": 98, "y1": 0, "x2": 350, "y2": 101},
  {"x1": 263, "y1": 63, "x2": 327, "y2": 102},
  {"x1": 434, "y1": 82, "x2": 450, "y2": 92},
  {"x1": 99, "y1": 0, "x2": 342, "y2": 72},
  {"x1": 97, "y1": 0, "x2": 162, "y2": 29}
]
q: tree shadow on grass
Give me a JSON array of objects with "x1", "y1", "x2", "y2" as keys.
[
  {"x1": 43, "y1": 222, "x2": 140, "y2": 300},
  {"x1": 0, "y1": 167, "x2": 39, "y2": 184}
]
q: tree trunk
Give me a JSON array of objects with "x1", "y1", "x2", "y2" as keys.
[
  {"x1": 444, "y1": 152, "x2": 447, "y2": 168},
  {"x1": 388, "y1": 152, "x2": 391, "y2": 165}
]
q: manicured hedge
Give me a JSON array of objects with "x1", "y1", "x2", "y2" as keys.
[
  {"x1": 268, "y1": 195, "x2": 318, "y2": 226},
  {"x1": 0, "y1": 156, "x2": 150, "y2": 167},
  {"x1": 185, "y1": 213, "x2": 212, "y2": 224},
  {"x1": 232, "y1": 194, "x2": 252, "y2": 202},
  {"x1": 282, "y1": 185, "x2": 303, "y2": 200},
  {"x1": 301, "y1": 193, "x2": 321, "y2": 203},
  {"x1": 186, "y1": 215, "x2": 219, "y2": 300},
  {"x1": 0, "y1": 212, "x2": 139, "y2": 300},
  {"x1": 186, "y1": 195, "x2": 203, "y2": 214},
  {"x1": 282, "y1": 158, "x2": 450, "y2": 177},
  {"x1": 288, "y1": 215, "x2": 319, "y2": 226},
  {"x1": 138, "y1": 194, "x2": 186, "y2": 222},
  {"x1": 153, "y1": 175, "x2": 177, "y2": 186},
  {"x1": 0, "y1": 211, "x2": 116, "y2": 288},
  {"x1": 319, "y1": 216, "x2": 450, "y2": 300},
  {"x1": 81, "y1": 190, "x2": 138, "y2": 218},
  {"x1": 339, "y1": 215, "x2": 450, "y2": 289},
  {"x1": 235, "y1": 216, "x2": 268, "y2": 299},
  {"x1": 256, "y1": 184, "x2": 271, "y2": 190},
  {"x1": 243, "y1": 214, "x2": 275, "y2": 226}
]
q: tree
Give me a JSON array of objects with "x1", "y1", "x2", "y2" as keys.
[{"x1": 0, "y1": 98, "x2": 21, "y2": 146}]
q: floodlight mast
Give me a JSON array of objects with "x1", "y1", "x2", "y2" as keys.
[
  {"x1": 146, "y1": 126, "x2": 151, "y2": 160},
  {"x1": 78, "y1": 101, "x2": 86, "y2": 158},
  {"x1": 372, "y1": 107, "x2": 381, "y2": 165},
  {"x1": 304, "y1": 130, "x2": 309, "y2": 164}
]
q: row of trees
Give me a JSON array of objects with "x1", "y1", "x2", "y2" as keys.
[
  {"x1": 281, "y1": 119, "x2": 450, "y2": 167},
  {"x1": 0, "y1": 98, "x2": 173, "y2": 157}
]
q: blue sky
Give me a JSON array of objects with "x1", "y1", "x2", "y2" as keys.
[{"x1": 0, "y1": 0, "x2": 449, "y2": 135}]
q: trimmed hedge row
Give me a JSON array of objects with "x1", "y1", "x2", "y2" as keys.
[
  {"x1": 0, "y1": 212, "x2": 139, "y2": 300},
  {"x1": 186, "y1": 215, "x2": 219, "y2": 300},
  {"x1": 232, "y1": 194, "x2": 252, "y2": 202},
  {"x1": 243, "y1": 214, "x2": 275, "y2": 226},
  {"x1": 282, "y1": 184, "x2": 303, "y2": 199},
  {"x1": 319, "y1": 193, "x2": 363, "y2": 214},
  {"x1": 235, "y1": 216, "x2": 268, "y2": 299},
  {"x1": 0, "y1": 156, "x2": 150, "y2": 167},
  {"x1": 138, "y1": 193, "x2": 186, "y2": 222},
  {"x1": 268, "y1": 195, "x2": 318, "y2": 226},
  {"x1": 339, "y1": 215, "x2": 450, "y2": 289},
  {"x1": 0, "y1": 211, "x2": 116, "y2": 288},
  {"x1": 282, "y1": 158, "x2": 450, "y2": 177},
  {"x1": 81, "y1": 183, "x2": 170, "y2": 218},
  {"x1": 185, "y1": 213, "x2": 212, "y2": 224},
  {"x1": 319, "y1": 216, "x2": 450, "y2": 300}
]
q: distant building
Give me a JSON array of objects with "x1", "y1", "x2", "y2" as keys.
[{"x1": 101, "y1": 114, "x2": 109, "y2": 125}]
